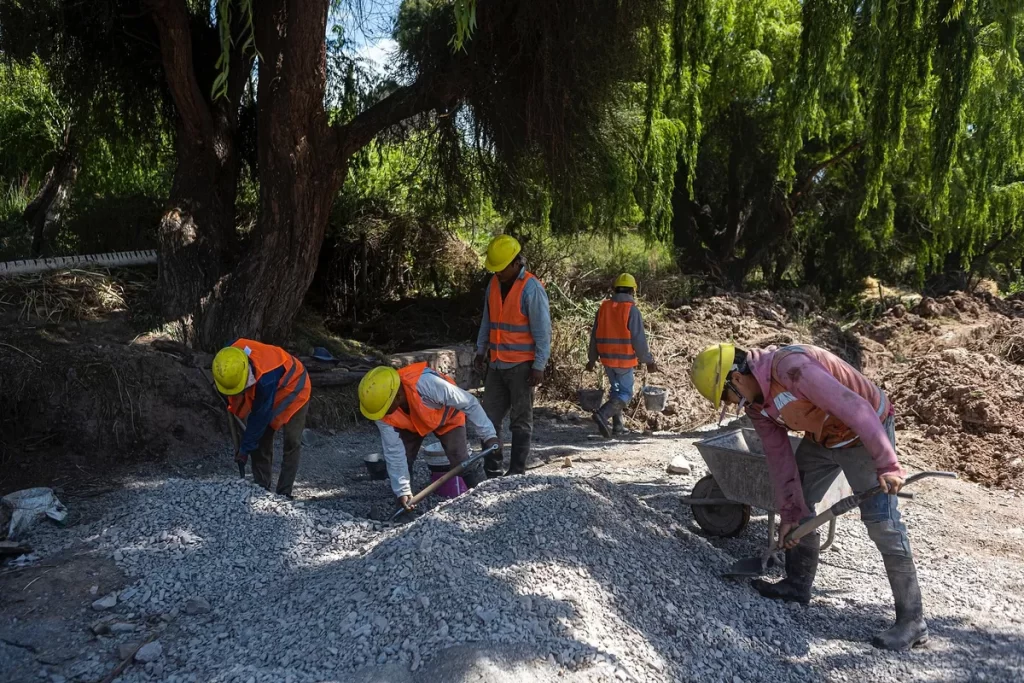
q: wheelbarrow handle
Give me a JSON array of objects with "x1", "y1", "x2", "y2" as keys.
[
  {"x1": 389, "y1": 444, "x2": 501, "y2": 522},
  {"x1": 784, "y1": 470, "x2": 957, "y2": 545}
]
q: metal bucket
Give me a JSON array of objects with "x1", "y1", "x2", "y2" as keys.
[
  {"x1": 642, "y1": 386, "x2": 667, "y2": 412},
  {"x1": 577, "y1": 388, "x2": 604, "y2": 412}
]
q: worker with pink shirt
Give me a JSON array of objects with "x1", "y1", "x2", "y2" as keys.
[{"x1": 690, "y1": 343, "x2": 925, "y2": 651}]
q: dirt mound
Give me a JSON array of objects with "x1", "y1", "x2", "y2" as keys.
[
  {"x1": 0, "y1": 329, "x2": 227, "y2": 494},
  {"x1": 879, "y1": 348, "x2": 1024, "y2": 488}
]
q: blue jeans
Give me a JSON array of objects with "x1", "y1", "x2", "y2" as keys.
[
  {"x1": 797, "y1": 416, "x2": 911, "y2": 558},
  {"x1": 604, "y1": 366, "x2": 635, "y2": 404}
]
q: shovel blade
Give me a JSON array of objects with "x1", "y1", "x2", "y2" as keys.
[{"x1": 722, "y1": 553, "x2": 779, "y2": 579}]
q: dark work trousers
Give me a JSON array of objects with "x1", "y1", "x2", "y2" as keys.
[
  {"x1": 481, "y1": 361, "x2": 534, "y2": 475},
  {"x1": 250, "y1": 402, "x2": 308, "y2": 497},
  {"x1": 398, "y1": 425, "x2": 471, "y2": 472}
]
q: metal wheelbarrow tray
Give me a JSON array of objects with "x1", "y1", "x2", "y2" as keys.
[{"x1": 685, "y1": 428, "x2": 853, "y2": 554}]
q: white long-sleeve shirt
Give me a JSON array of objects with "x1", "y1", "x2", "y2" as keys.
[{"x1": 375, "y1": 369, "x2": 497, "y2": 497}]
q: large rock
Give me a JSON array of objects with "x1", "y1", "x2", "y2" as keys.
[
  {"x1": 667, "y1": 456, "x2": 692, "y2": 475},
  {"x1": 91, "y1": 593, "x2": 117, "y2": 611},
  {"x1": 134, "y1": 641, "x2": 162, "y2": 663}
]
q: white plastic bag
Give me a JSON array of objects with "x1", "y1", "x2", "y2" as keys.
[{"x1": 1, "y1": 487, "x2": 68, "y2": 540}]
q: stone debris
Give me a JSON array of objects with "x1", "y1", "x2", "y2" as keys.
[
  {"x1": 134, "y1": 641, "x2": 162, "y2": 663},
  {"x1": 666, "y1": 456, "x2": 691, "y2": 475},
  {"x1": 91, "y1": 593, "x2": 117, "y2": 611}
]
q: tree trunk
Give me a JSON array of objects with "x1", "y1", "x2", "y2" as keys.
[
  {"x1": 24, "y1": 125, "x2": 76, "y2": 256},
  {"x1": 191, "y1": 0, "x2": 342, "y2": 349},
  {"x1": 157, "y1": 126, "x2": 238, "y2": 336}
]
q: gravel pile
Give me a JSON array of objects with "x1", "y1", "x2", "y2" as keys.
[{"x1": 21, "y1": 450, "x2": 1024, "y2": 683}]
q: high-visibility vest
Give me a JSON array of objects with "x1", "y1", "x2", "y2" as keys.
[
  {"x1": 759, "y1": 345, "x2": 891, "y2": 449},
  {"x1": 486, "y1": 273, "x2": 538, "y2": 364},
  {"x1": 227, "y1": 339, "x2": 311, "y2": 430},
  {"x1": 381, "y1": 362, "x2": 466, "y2": 436},
  {"x1": 596, "y1": 300, "x2": 637, "y2": 369}
]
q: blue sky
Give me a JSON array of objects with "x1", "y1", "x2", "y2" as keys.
[{"x1": 332, "y1": 0, "x2": 402, "y2": 74}]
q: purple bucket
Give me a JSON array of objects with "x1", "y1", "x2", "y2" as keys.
[{"x1": 429, "y1": 471, "x2": 468, "y2": 499}]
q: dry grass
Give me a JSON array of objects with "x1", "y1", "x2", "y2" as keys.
[{"x1": 0, "y1": 269, "x2": 151, "y2": 323}]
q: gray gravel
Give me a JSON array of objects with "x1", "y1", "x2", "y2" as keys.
[{"x1": 14, "y1": 417, "x2": 1024, "y2": 682}]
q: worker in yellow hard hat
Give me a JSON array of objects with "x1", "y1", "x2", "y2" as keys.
[
  {"x1": 474, "y1": 234, "x2": 551, "y2": 477},
  {"x1": 585, "y1": 273, "x2": 659, "y2": 437},
  {"x1": 690, "y1": 343, "x2": 924, "y2": 651},
  {"x1": 359, "y1": 362, "x2": 498, "y2": 511},
  {"x1": 212, "y1": 340, "x2": 311, "y2": 498}
]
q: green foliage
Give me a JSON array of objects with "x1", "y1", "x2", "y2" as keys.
[{"x1": 0, "y1": 57, "x2": 69, "y2": 185}]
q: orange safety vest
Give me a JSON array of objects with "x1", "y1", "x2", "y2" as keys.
[
  {"x1": 381, "y1": 362, "x2": 467, "y2": 436},
  {"x1": 595, "y1": 300, "x2": 637, "y2": 369},
  {"x1": 487, "y1": 272, "x2": 539, "y2": 364},
  {"x1": 227, "y1": 339, "x2": 311, "y2": 430},
  {"x1": 759, "y1": 345, "x2": 891, "y2": 449}
]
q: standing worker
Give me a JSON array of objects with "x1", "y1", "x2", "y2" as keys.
[
  {"x1": 212, "y1": 339, "x2": 311, "y2": 499},
  {"x1": 690, "y1": 343, "x2": 925, "y2": 651},
  {"x1": 474, "y1": 235, "x2": 551, "y2": 478},
  {"x1": 359, "y1": 362, "x2": 498, "y2": 510},
  {"x1": 586, "y1": 273, "x2": 659, "y2": 437}
]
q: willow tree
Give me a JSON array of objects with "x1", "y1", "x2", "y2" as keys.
[
  {"x1": 654, "y1": 0, "x2": 1023, "y2": 289},
  {"x1": 2, "y1": 0, "x2": 704, "y2": 349}
]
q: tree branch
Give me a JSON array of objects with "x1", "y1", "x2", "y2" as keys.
[
  {"x1": 145, "y1": 0, "x2": 216, "y2": 143},
  {"x1": 336, "y1": 70, "x2": 471, "y2": 159},
  {"x1": 791, "y1": 140, "x2": 864, "y2": 203}
]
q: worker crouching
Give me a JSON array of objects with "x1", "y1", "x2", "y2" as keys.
[
  {"x1": 474, "y1": 235, "x2": 551, "y2": 477},
  {"x1": 212, "y1": 340, "x2": 311, "y2": 498},
  {"x1": 359, "y1": 362, "x2": 498, "y2": 511},
  {"x1": 691, "y1": 343, "x2": 925, "y2": 650},
  {"x1": 586, "y1": 273, "x2": 659, "y2": 437}
]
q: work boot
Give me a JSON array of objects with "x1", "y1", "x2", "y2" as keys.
[
  {"x1": 611, "y1": 412, "x2": 627, "y2": 436},
  {"x1": 751, "y1": 533, "x2": 820, "y2": 605},
  {"x1": 461, "y1": 462, "x2": 485, "y2": 489},
  {"x1": 872, "y1": 554, "x2": 928, "y2": 650},
  {"x1": 592, "y1": 399, "x2": 625, "y2": 439}
]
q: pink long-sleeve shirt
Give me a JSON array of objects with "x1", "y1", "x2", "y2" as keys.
[{"x1": 745, "y1": 346, "x2": 903, "y2": 524}]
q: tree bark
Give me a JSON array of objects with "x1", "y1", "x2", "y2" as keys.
[{"x1": 24, "y1": 124, "x2": 76, "y2": 257}]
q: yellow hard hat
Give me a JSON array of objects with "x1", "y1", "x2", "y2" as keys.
[
  {"x1": 484, "y1": 234, "x2": 522, "y2": 273},
  {"x1": 212, "y1": 346, "x2": 249, "y2": 396},
  {"x1": 690, "y1": 343, "x2": 736, "y2": 409},
  {"x1": 614, "y1": 273, "x2": 637, "y2": 289},
  {"x1": 358, "y1": 366, "x2": 402, "y2": 420}
]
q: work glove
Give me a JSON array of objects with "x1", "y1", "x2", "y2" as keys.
[
  {"x1": 234, "y1": 450, "x2": 248, "y2": 465},
  {"x1": 585, "y1": 361, "x2": 596, "y2": 372},
  {"x1": 474, "y1": 354, "x2": 486, "y2": 374},
  {"x1": 481, "y1": 437, "x2": 500, "y2": 452},
  {"x1": 646, "y1": 362, "x2": 661, "y2": 374},
  {"x1": 528, "y1": 369, "x2": 545, "y2": 387}
]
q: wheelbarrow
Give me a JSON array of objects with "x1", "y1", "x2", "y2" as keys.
[{"x1": 685, "y1": 428, "x2": 852, "y2": 571}]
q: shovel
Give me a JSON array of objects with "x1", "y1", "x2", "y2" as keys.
[
  {"x1": 723, "y1": 470, "x2": 957, "y2": 579},
  {"x1": 389, "y1": 443, "x2": 501, "y2": 522},
  {"x1": 201, "y1": 368, "x2": 248, "y2": 478}
]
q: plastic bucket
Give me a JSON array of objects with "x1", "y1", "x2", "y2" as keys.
[
  {"x1": 577, "y1": 388, "x2": 604, "y2": 412},
  {"x1": 363, "y1": 453, "x2": 388, "y2": 480},
  {"x1": 642, "y1": 386, "x2": 668, "y2": 412},
  {"x1": 429, "y1": 471, "x2": 468, "y2": 499}
]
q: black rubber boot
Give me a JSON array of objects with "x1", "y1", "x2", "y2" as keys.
[
  {"x1": 872, "y1": 554, "x2": 929, "y2": 650},
  {"x1": 611, "y1": 412, "x2": 627, "y2": 435},
  {"x1": 751, "y1": 533, "x2": 819, "y2": 605},
  {"x1": 592, "y1": 401, "x2": 613, "y2": 438},
  {"x1": 461, "y1": 463, "x2": 486, "y2": 489}
]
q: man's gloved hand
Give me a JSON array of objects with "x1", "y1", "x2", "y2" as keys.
[
  {"x1": 481, "y1": 437, "x2": 500, "y2": 452},
  {"x1": 585, "y1": 361, "x2": 596, "y2": 372},
  {"x1": 234, "y1": 450, "x2": 248, "y2": 465},
  {"x1": 399, "y1": 495, "x2": 416, "y2": 512},
  {"x1": 646, "y1": 362, "x2": 661, "y2": 374},
  {"x1": 529, "y1": 369, "x2": 545, "y2": 387},
  {"x1": 474, "y1": 354, "x2": 486, "y2": 374}
]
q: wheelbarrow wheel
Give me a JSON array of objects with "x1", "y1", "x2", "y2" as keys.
[{"x1": 690, "y1": 475, "x2": 750, "y2": 538}]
